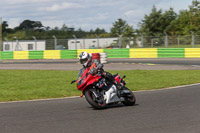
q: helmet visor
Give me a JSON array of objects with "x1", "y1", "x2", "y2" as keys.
[{"x1": 80, "y1": 58, "x2": 88, "y2": 64}]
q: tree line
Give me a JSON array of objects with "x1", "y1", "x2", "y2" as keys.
[
  {"x1": 2, "y1": 0, "x2": 200, "y2": 40},
  {"x1": 138, "y1": 0, "x2": 200, "y2": 36}
]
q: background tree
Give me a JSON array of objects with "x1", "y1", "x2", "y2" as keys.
[
  {"x1": 86, "y1": 28, "x2": 108, "y2": 38},
  {"x1": 2, "y1": 21, "x2": 14, "y2": 34},
  {"x1": 111, "y1": 18, "x2": 134, "y2": 37},
  {"x1": 94, "y1": 28, "x2": 107, "y2": 35},
  {"x1": 162, "y1": 8, "x2": 177, "y2": 34},
  {"x1": 139, "y1": 6, "x2": 177, "y2": 36},
  {"x1": 110, "y1": 18, "x2": 135, "y2": 48},
  {"x1": 188, "y1": 0, "x2": 200, "y2": 34},
  {"x1": 166, "y1": 10, "x2": 190, "y2": 35},
  {"x1": 6, "y1": 31, "x2": 26, "y2": 40},
  {"x1": 2, "y1": 21, "x2": 8, "y2": 34},
  {"x1": 166, "y1": 0, "x2": 200, "y2": 35},
  {"x1": 15, "y1": 20, "x2": 44, "y2": 31},
  {"x1": 61, "y1": 24, "x2": 68, "y2": 31},
  {"x1": 138, "y1": 6, "x2": 163, "y2": 36}
]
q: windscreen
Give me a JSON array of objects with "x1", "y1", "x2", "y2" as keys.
[
  {"x1": 77, "y1": 68, "x2": 88, "y2": 86},
  {"x1": 77, "y1": 69, "x2": 84, "y2": 80}
]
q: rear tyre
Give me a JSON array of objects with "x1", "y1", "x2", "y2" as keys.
[
  {"x1": 85, "y1": 89, "x2": 106, "y2": 109},
  {"x1": 122, "y1": 87, "x2": 136, "y2": 106}
]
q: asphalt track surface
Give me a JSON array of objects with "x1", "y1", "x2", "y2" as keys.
[
  {"x1": 0, "y1": 84, "x2": 200, "y2": 133},
  {"x1": 1, "y1": 58, "x2": 200, "y2": 133},
  {"x1": 1, "y1": 58, "x2": 200, "y2": 70},
  {"x1": 1, "y1": 58, "x2": 200, "y2": 65}
]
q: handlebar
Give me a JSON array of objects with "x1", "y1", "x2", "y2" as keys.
[{"x1": 71, "y1": 80, "x2": 76, "y2": 84}]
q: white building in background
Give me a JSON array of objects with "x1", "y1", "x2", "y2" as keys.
[
  {"x1": 3, "y1": 40, "x2": 46, "y2": 51},
  {"x1": 68, "y1": 37, "x2": 118, "y2": 50}
]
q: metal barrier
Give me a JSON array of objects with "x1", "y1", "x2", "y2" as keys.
[{"x1": 100, "y1": 53, "x2": 107, "y2": 64}]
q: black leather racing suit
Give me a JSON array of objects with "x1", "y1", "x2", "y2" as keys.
[{"x1": 80, "y1": 59, "x2": 121, "y2": 88}]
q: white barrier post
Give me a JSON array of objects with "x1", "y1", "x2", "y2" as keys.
[{"x1": 100, "y1": 53, "x2": 107, "y2": 64}]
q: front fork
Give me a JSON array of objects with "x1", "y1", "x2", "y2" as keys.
[
  {"x1": 89, "y1": 88, "x2": 105, "y2": 104},
  {"x1": 82, "y1": 88, "x2": 101, "y2": 99},
  {"x1": 90, "y1": 88, "x2": 100, "y2": 98}
]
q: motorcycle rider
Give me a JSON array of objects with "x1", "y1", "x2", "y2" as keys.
[{"x1": 79, "y1": 51, "x2": 122, "y2": 90}]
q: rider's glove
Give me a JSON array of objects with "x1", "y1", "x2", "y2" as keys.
[
  {"x1": 93, "y1": 68, "x2": 97, "y2": 74},
  {"x1": 97, "y1": 69, "x2": 102, "y2": 76},
  {"x1": 102, "y1": 72, "x2": 106, "y2": 76},
  {"x1": 89, "y1": 68, "x2": 97, "y2": 76}
]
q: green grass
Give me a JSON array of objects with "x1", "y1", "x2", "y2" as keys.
[{"x1": 0, "y1": 70, "x2": 200, "y2": 102}]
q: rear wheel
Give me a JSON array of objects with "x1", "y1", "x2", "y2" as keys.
[
  {"x1": 85, "y1": 89, "x2": 106, "y2": 109},
  {"x1": 122, "y1": 87, "x2": 136, "y2": 106}
]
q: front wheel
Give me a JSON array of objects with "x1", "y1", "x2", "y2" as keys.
[
  {"x1": 122, "y1": 87, "x2": 136, "y2": 106},
  {"x1": 85, "y1": 89, "x2": 106, "y2": 109}
]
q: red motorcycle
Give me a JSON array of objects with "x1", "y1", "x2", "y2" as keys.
[{"x1": 71, "y1": 68, "x2": 136, "y2": 109}]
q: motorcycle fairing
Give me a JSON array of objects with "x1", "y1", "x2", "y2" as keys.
[{"x1": 77, "y1": 67, "x2": 101, "y2": 93}]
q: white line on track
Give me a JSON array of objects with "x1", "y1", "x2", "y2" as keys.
[
  {"x1": 0, "y1": 83, "x2": 200, "y2": 104},
  {"x1": 135, "y1": 82, "x2": 200, "y2": 93},
  {"x1": 191, "y1": 65, "x2": 200, "y2": 67},
  {"x1": 0, "y1": 96, "x2": 80, "y2": 104}
]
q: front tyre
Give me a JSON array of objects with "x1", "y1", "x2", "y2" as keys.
[
  {"x1": 85, "y1": 89, "x2": 106, "y2": 109},
  {"x1": 122, "y1": 87, "x2": 136, "y2": 106}
]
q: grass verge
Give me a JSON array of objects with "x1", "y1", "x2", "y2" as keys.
[{"x1": 0, "y1": 70, "x2": 200, "y2": 102}]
